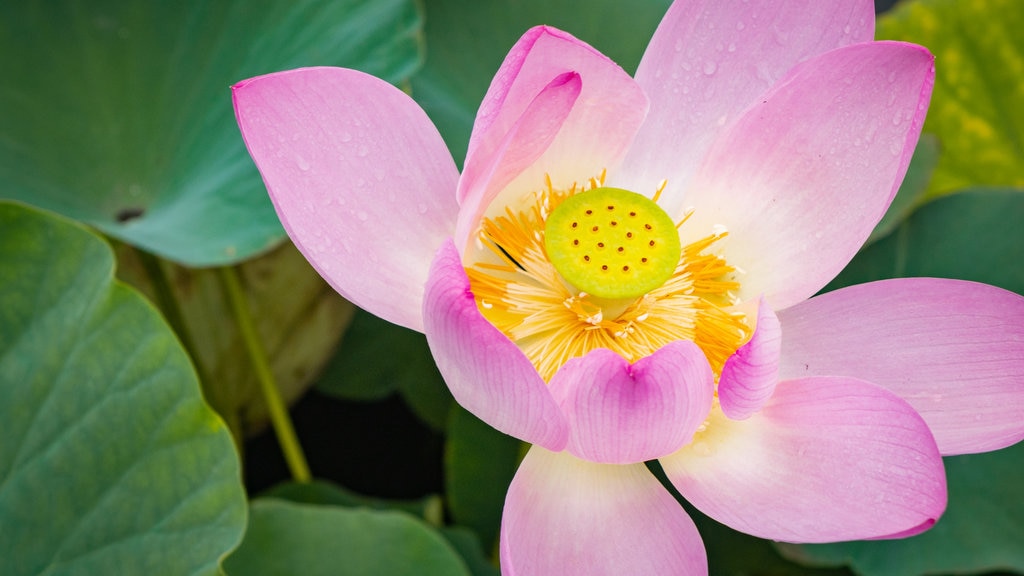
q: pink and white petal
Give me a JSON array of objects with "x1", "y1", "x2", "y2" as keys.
[
  {"x1": 719, "y1": 297, "x2": 782, "y2": 420},
  {"x1": 778, "y1": 277, "x2": 1024, "y2": 455},
  {"x1": 459, "y1": 26, "x2": 647, "y2": 207},
  {"x1": 615, "y1": 0, "x2": 875, "y2": 213},
  {"x1": 680, "y1": 42, "x2": 934, "y2": 310},
  {"x1": 501, "y1": 447, "x2": 707, "y2": 576},
  {"x1": 454, "y1": 72, "x2": 582, "y2": 252},
  {"x1": 423, "y1": 240, "x2": 569, "y2": 451},
  {"x1": 547, "y1": 342, "x2": 714, "y2": 464},
  {"x1": 662, "y1": 376, "x2": 946, "y2": 543},
  {"x1": 233, "y1": 67, "x2": 459, "y2": 331}
]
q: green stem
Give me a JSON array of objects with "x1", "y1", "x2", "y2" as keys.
[{"x1": 219, "y1": 265, "x2": 312, "y2": 483}]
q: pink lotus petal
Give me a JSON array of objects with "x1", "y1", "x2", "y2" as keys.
[
  {"x1": 459, "y1": 26, "x2": 647, "y2": 206},
  {"x1": 454, "y1": 72, "x2": 582, "y2": 252},
  {"x1": 778, "y1": 278, "x2": 1024, "y2": 455},
  {"x1": 661, "y1": 376, "x2": 947, "y2": 543},
  {"x1": 615, "y1": 0, "x2": 874, "y2": 214},
  {"x1": 501, "y1": 447, "x2": 707, "y2": 576},
  {"x1": 547, "y1": 342, "x2": 714, "y2": 464},
  {"x1": 422, "y1": 240, "x2": 568, "y2": 450},
  {"x1": 232, "y1": 67, "x2": 459, "y2": 331},
  {"x1": 680, "y1": 42, "x2": 934, "y2": 310},
  {"x1": 719, "y1": 297, "x2": 782, "y2": 420}
]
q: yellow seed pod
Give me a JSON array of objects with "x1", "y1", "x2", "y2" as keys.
[{"x1": 544, "y1": 187, "x2": 681, "y2": 299}]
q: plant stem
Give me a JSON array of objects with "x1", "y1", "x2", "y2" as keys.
[{"x1": 219, "y1": 265, "x2": 312, "y2": 483}]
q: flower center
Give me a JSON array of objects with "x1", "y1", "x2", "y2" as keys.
[
  {"x1": 544, "y1": 187, "x2": 681, "y2": 300},
  {"x1": 466, "y1": 173, "x2": 751, "y2": 382}
]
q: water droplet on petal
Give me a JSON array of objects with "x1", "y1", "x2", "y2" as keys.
[
  {"x1": 296, "y1": 156, "x2": 310, "y2": 171},
  {"x1": 357, "y1": 145, "x2": 369, "y2": 157},
  {"x1": 703, "y1": 61, "x2": 717, "y2": 75},
  {"x1": 417, "y1": 203, "x2": 429, "y2": 215},
  {"x1": 340, "y1": 131, "x2": 353, "y2": 142},
  {"x1": 736, "y1": 20, "x2": 745, "y2": 31},
  {"x1": 356, "y1": 210, "x2": 368, "y2": 222}
]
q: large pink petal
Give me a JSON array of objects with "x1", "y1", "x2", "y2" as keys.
[
  {"x1": 459, "y1": 26, "x2": 647, "y2": 205},
  {"x1": 422, "y1": 240, "x2": 568, "y2": 450},
  {"x1": 233, "y1": 67, "x2": 459, "y2": 331},
  {"x1": 547, "y1": 342, "x2": 714, "y2": 464},
  {"x1": 454, "y1": 71, "x2": 582, "y2": 252},
  {"x1": 680, "y1": 42, "x2": 934, "y2": 310},
  {"x1": 778, "y1": 278, "x2": 1024, "y2": 455},
  {"x1": 501, "y1": 447, "x2": 707, "y2": 576},
  {"x1": 662, "y1": 376, "x2": 946, "y2": 543},
  {"x1": 615, "y1": 0, "x2": 875, "y2": 214},
  {"x1": 719, "y1": 297, "x2": 781, "y2": 420}
]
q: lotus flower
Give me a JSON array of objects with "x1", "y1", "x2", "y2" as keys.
[{"x1": 233, "y1": 1, "x2": 1024, "y2": 573}]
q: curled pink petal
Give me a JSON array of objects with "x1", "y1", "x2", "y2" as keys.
[
  {"x1": 618, "y1": 0, "x2": 875, "y2": 213},
  {"x1": 459, "y1": 26, "x2": 647, "y2": 206},
  {"x1": 719, "y1": 297, "x2": 782, "y2": 420},
  {"x1": 662, "y1": 376, "x2": 947, "y2": 543},
  {"x1": 501, "y1": 447, "x2": 707, "y2": 576},
  {"x1": 232, "y1": 67, "x2": 459, "y2": 331},
  {"x1": 547, "y1": 342, "x2": 714, "y2": 464},
  {"x1": 681, "y1": 42, "x2": 935, "y2": 310},
  {"x1": 422, "y1": 239, "x2": 568, "y2": 450},
  {"x1": 778, "y1": 277, "x2": 1024, "y2": 455},
  {"x1": 455, "y1": 28, "x2": 649, "y2": 254},
  {"x1": 454, "y1": 71, "x2": 582, "y2": 252}
]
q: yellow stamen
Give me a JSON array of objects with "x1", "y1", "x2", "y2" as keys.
[{"x1": 465, "y1": 173, "x2": 750, "y2": 382}]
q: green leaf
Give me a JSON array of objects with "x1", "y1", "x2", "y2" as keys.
[
  {"x1": 224, "y1": 499, "x2": 471, "y2": 576},
  {"x1": 0, "y1": 0, "x2": 422, "y2": 266},
  {"x1": 116, "y1": 242, "x2": 356, "y2": 437},
  {"x1": 262, "y1": 482, "x2": 499, "y2": 574},
  {"x1": 828, "y1": 188, "x2": 1024, "y2": 294},
  {"x1": 411, "y1": 0, "x2": 672, "y2": 165},
  {"x1": 779, "y1": 443, "x2": 1024, "y2": 576},
  {"x1": 866, "y1": 134, "x2": 939, "y2": 244},
  {"x1": 439, "y1": 527, "x2": 501, "y2": 576},
  {"x1": 445, "y1": 406, "x2": 523, "y2": 550},
  {"x1": 316, "y1": 310, "x2": 453, "y2": 431},
  {"x1": 261, "y1": 479, "x2": 441, "y2": 520},
  {"x1": 0, "y1": 201, "x2": 246, "y2": 575},
  {"x1": 877, "y1": 0, "x2": 1024, "y2": 197}
]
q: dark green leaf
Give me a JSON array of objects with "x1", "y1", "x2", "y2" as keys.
[
  {"x1": 224, "y1": 499, "x2": 471, "y2": 576},
  {"x1": 445, "y1": 405, "x2": 523, "y2": 550},
  {"x1": 316, "y1": 309, "x2": 453, "y2": 431},
  {"x1": 440, "y1": 527, "x2": 500, "y2": 576},
  {"x1": 412, "y1": 0, "x2": 672, "y2": 165},
  {"x1": 261, "y1": 479, "x2": 440, "y2": 520},
  {"x1": 828, "y1": 188, "x2": 1024, "y2": 294},
  {"x1": 0, "y1": 0, "x2": 422, "y2": 265},
  {"x1": 0, "y1": 201, "x2": 246, "y2": 576}
]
